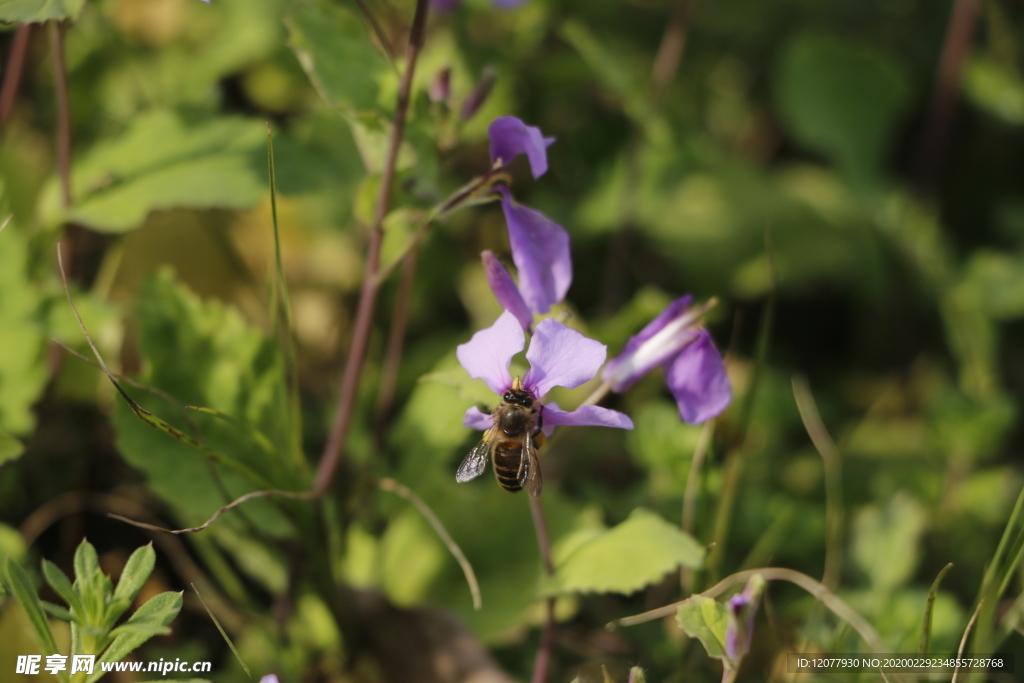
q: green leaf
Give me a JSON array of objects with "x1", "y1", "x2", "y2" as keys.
[
  {"x1": 88, "y1": 592, "x2": 183, "y2": 683},
  {"x1": 0, "y1": 0, "x2": 84, "y2": 23},
  {"x1": 5, "y1": 558, "x2": 61, "y2": 658},
  {"x1": 42, "y1": 560, "x2": 84, "y2": 618},
  {"x1": 676, "y1": 595, "x2": 730, "y2": 660},
  {"x1": 286, "y1": 0, "x2": 392, "y2": 113},
  {"x1": 111, "y1": 543, "x2": 156, "y2": 606},
  {"x1": 72, "y1": 540, "x2": 100, "y2": 589},
  {"x1": 39, "y1": 600, "x2": 75, "y2": 622},
  {"x1": 963, "y1": 55, "x2": 1024, "y2": 125},
  {"x1": 111, "y1": 270, "x2": 291, "y2": 532},
  {"x1": 0, "y1": 431, "x2": 25, "y2": 465},
  {"x1": 545, "y1": 508, "x2": 705, "y2": 595},
  {"x1": 0, "y1": 225, "x2": 48, "y2": 436},
  {"x1": 852, "y1": 493, "x2": 927, "y2": 592},
  {"x1": 775, "y1": 33, "x2": 908, "y2": 179},
  {"x1": 39, "y1": 111, "x2": 266, "y2": 233}
]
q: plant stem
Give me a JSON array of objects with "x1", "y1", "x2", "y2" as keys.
[
  {"x1": 650, "y1": 0, "x2": 691, "y2": 101},
  {"x1": 915, "y1": 0, "x2": 981, "y2": 190},
  {"x1": 529, "y1": 494, "x2": 556, "y2": 683},
  {"x1": 0, "y1": 24, "x2": 31, "y2": 128},
  {"x1": 314, "y1": 0, "x2": 430, "y2": 494},
  {"x1": 49, "y1": 21, "x2": 72, "y2": 208}
]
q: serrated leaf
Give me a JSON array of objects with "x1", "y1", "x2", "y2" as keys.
[
  {"x1": 112, "y1": 543, "x2": 156, "y2": 605},
  {"x1": 545, "y1": 508, "x2": 705, "y2": 595},
  {"x1": 88, "y1": 592, "x2": 183, "y2": 683},
  {"x1": 676, "y1": 595, "x2": 730, "y2": 660},
  {"x1": 5, "y1": 559, "x2": 61, "y2": 658},
  {"x1": 39, "y1": 111, "x2": 265, "y2": 233},
  {"x1": 286, "y1": 0, "x2": 392, "y2": 113},
  {"x1": 0, "y1": 0, "x2": 84, "y2": 23},
  {"x1": 42, "y1": 560, "x2": 84, "y2": 618},
  {"x1": 111, "y1": 270, "x2": 290, "y2": 532}
]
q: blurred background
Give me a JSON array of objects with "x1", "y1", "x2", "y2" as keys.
[{"x1": 2, "y1": 0, "x2": 1024, "y2": 681}]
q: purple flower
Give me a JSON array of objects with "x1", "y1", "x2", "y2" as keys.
[
  {"x1": 497, "y1": 186, "x2": 571, "y2": 316},
  {"x1": 259, "y1": 676, "x2": 280, "y2": 683},
  {"x1": 603, "y1": 296, "x2": 730, "y2": 424},
  {"x1": 457, "y1": 312, "x2": 633, "y2": 434},
  {"x1": 489, "y1": 116, "x2": 555, "y2": 179},
  {"x1": 433, "y1": 0, "x2": 528, "y2": 12},
  {"x1": 482, "y1": 251, "x2": 533, "y2": 331},
  {"x1": 724, "y1": 574, "x2": 765, "y2": 663}
]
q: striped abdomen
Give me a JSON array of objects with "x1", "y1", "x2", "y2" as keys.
[{"x1": 493, "y1": 439, "x2": 526, "y2": 492}]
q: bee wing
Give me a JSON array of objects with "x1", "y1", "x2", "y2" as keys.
[
  {"x1": 456, "y1": 439, "x2": 492, "y2": 483},
  {"x1": 518, "y1": 432, "x2": 543, "y2": 497}
]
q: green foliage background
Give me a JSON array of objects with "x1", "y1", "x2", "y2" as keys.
[{"x1": 2, "y1": 0, "x2": 1024, "y2": 681}]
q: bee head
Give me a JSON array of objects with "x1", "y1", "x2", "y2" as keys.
[{"x1": 502, "y1": 389, "x2": 534, "y2": 408}]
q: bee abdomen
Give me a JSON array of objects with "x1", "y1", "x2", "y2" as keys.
[{"x1": 493, "y1": 443, "x2": 523, "y2": 493}]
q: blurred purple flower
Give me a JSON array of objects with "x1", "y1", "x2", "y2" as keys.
[
  {"x1": 259, "y1": 676, "x2": 280, "y2": 683},
  {"x1": 497, "y1": 186, "x2": 571, "y2": 316},
  {"x1": 603, "y1": 296, "x2": 730, "y2": 424},
  {"x1": 433, "y1": 0, "x2": 528, "y2": 11},
  {"x1": 458, "y1": 312, "x2": 633, "y2": 433},
  {"x1": 482, "y1": 251, "x2": 533, "y2": 331},
  {"x1": 488, "y1": 116, "x2": 555, "y2": 179},
  {"x1": 429, "y1": 67, "x2": 452, "y2": 104},
  {"x1": 724, "y1": 574, "x2": 765, "y2": 663}
]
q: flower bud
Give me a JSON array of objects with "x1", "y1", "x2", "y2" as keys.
[
  {"x1": 460, "y1": 66, "x2": 497, "y2": 121},
  {"x1": 430, "y1": 66, "x2": 452, "y2": 104}
]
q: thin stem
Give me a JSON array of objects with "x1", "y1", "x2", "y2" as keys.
[
  {"x1": 529, "y1": 495, "x2": 556, "y2": 683},
  {"x1": 681, "y1": 419, "x2": 714, "y2": 595},
  {"x1": 914, "y1": 0, "x2": 981, "y2": 190},
  {"x1": 379, "y1": 477, "x2": 481, "y2": 609},
  {"x1": 0, "y1": 24, "x2": 31, "y2": 128},
  {"x1": 612, "y1": 566, "x2": 902, "y2": 683},
  {"x1": 791, "y1": 375, "x2": 843, "y2": 591},
  {"x1": 951, "y1": 598, "x2": 984, "y2": 683},
  {"x1": 49, "y1": 21, "x2": 72, "y2": 208},
  {"x1": 374, "y1": 250, "x2": 419, "y2": 446},
  {"x1": 649, "y1": 0, "x2": 691, "y2": 101},
  {"x1": 314, "y1": 0, "x2": 430, "y2": 495}
]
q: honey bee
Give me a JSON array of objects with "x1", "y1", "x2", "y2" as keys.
[{"x1": 456, "y1": 378, "x2": 544, "y2": 496}]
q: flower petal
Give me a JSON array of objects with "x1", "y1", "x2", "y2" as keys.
[
  {"x1": 488, "y1": 116, "x2": 555, "y2": 179},
  {"x1": 523, "y1": 318, "x2": 605, "y2": 397},
  {"x1": 464, "y1": 406, "x2": 495, "y2": 430},
  {"x1": 498, "y1": 186, "x2": 571, "y2": 314},
  {"x1": 542, "y1": 404, "x2": 633, "y2": 430},
  {"x1": 603, "y1": 295, "x2": 704, "y2": 392},
  {"x1": 665, "y1": 330, "x2": 731, "y2": 424},
  {"x1": 456, "y1": 311, "x2": 524, "y2": 396},
  {"x1": 259, "y1": 677, "x2": 280, "y2": 683},
  {"x1": 482, "y1": 250, "x2": 533, "y2": 331}
]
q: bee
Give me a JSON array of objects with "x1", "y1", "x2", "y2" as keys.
[{"x1": 456, "y1": 378, "x2": 544, "y2": 496}]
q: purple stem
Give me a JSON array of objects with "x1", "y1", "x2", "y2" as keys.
[
  {"x1": 0, "y1": 24, "x2": 31, "y2": 128},
  {"x1": 313, "y1": 0, "x2": 430, "y2": 494}
]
